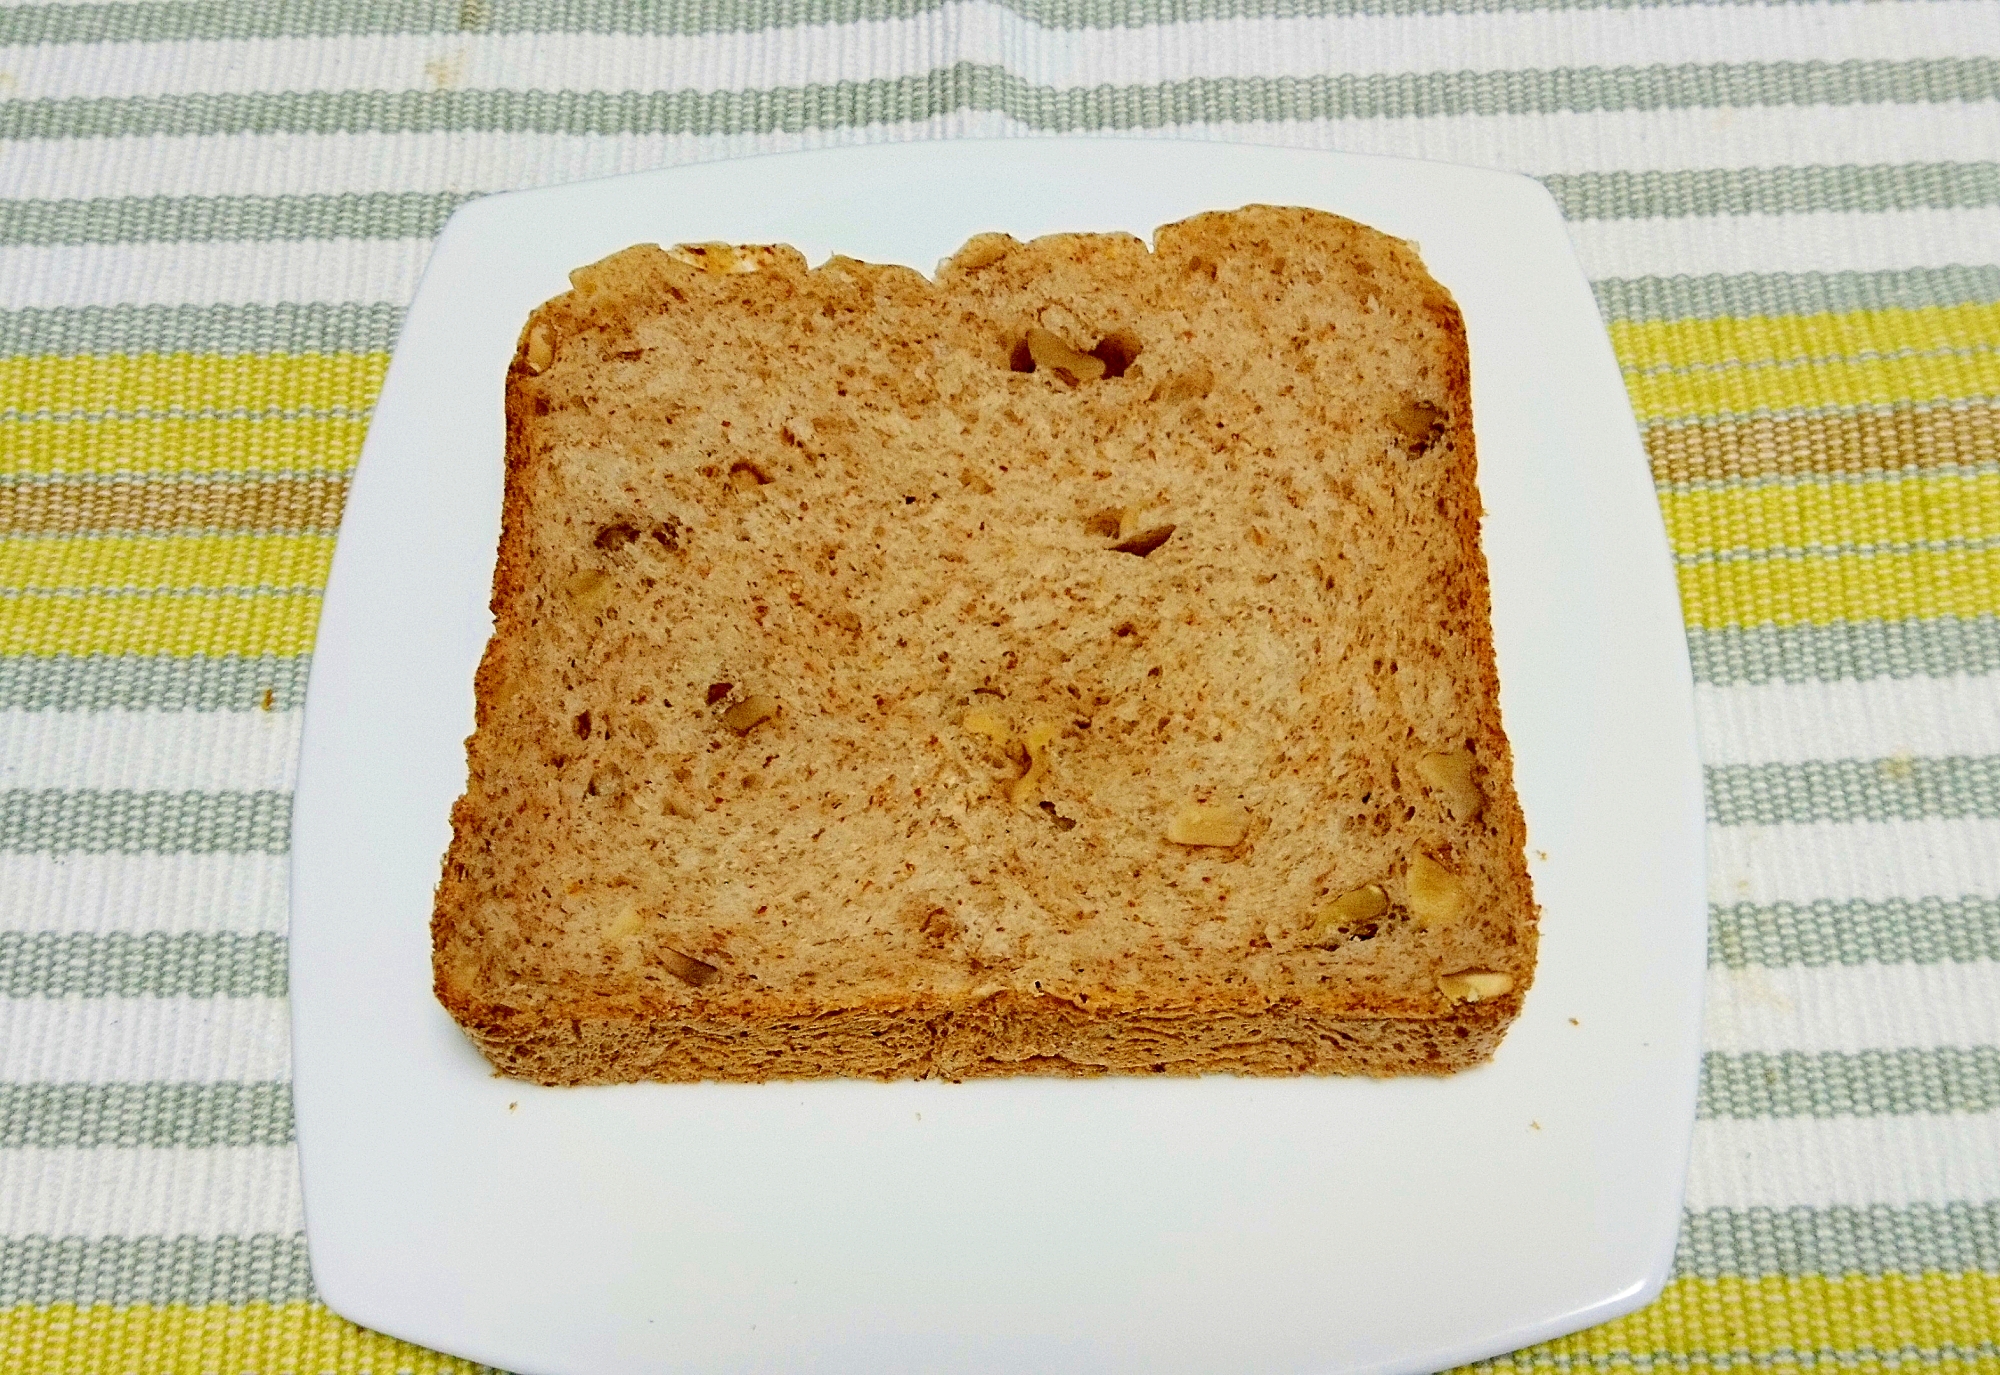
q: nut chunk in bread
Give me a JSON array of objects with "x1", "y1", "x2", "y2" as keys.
[{"x1": 431, "y1": 206, "x2": 1538, "y2": 1085}]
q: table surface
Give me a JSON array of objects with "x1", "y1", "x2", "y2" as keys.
[{"x1": 1, "y1": 3, "x2": 1995, "y2": 1374}]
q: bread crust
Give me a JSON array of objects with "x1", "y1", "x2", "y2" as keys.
[{"x1": 433, "y1": 208, "x2": 1537, "y2": 1084}]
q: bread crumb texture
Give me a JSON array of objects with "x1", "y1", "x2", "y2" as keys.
[{"x1": 432, "y1": 206, "x2": 1538, "y2": 1084}]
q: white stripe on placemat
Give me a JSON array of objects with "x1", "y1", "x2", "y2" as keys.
[
  {"x1": 9, "y1": 677, "x2": 1994, "y2": 801},
  {"x1": 1704, "y1": 961, "x2": 2000, "y2": 1055},
  {"x1": 1563, "y1": 207, "x2": 2000, "y2": 280},
  {"x1": 1684, "y1": 1110, "x2": 2000, "y2": 1210},
  {"x1": 20, "y1": 685, "x2": 1984, "y2": 797},
  {"x1": 0, "y1": 854, "x2": 291, "y2": 935},
  {"x1": 0, "y1": 237, "x2": 433, "y2": 309},
  {"x1": 1709, "y1": 818, "x2": 2000, "y2": 907},
  {"x1": 7, "y1": 3, "x2": 1989, "y2": 102},
  {"x1": 1694, "y1": 674, "x2": 2000, "y2": 770},
  {"x1": 0, "y1": 1145, "x2": 303, "y2": 1237},
  {"x1": 0, "y1": 997, "x2": 292, "y2": 1082},
  {"x1": 0, "y1": 710, "x2": 301, "y2": 794},
  {"x1": 0, "y1": 104, "x2": 1987, "y2": 202},
  {"x1": 9, "y1": 204, "x2": 1996, "y2": 308}
]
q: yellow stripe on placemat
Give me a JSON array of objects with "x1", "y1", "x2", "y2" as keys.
[
  {"x1": 1611, "y1": 303, "x2": 2000, "y2": 424},
  {"x1": 1, "y1": 416, "x2": 373, "y2": 480},
  {"x1": 1625, "y1": 349, "x2": 1999, "y2": 425},
  {"x1": 1484, "y1": 1271, "x2": 2000, "y2": 1371},
  {"x1": 0, "y1": 353, "x2": 390, "y2": 416},
  {"x1": 1659, "y1": 468, "x2": 2000, "y2": 558},
  {"x1": 2, "y1": 1273, "x2": 1996, "y2": 1374},
  {"x1": 0, "y1": 1301, "x2": 482, "y2": 1375},
  {"x1": 0, "y1": 533, "x2": 335, "y2": 592},
  {"x1": 0, "y1": 533, "x2": 332, "y2": 655},
  {"x1": 0, "y1": 590, "x2": 323, "y2": 656},
  {"x1": 1677, "y1": 543, "x2": 2000, "y2": 629},
  {"x1": 1610, "y1": 303, "x2": 2000, "y2": 373}
]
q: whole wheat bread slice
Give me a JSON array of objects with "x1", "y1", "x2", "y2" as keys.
[{"x1": 432, "y1": 205, "x2": 1538, "y2": 1084}]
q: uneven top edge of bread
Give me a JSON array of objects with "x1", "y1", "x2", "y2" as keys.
[
  {"x1": 530, "y1": 206, "x2": 1438, "y2": 335},
  {"x1": 435, "y1": 203, "x2": 1538, "y2": 1045}
]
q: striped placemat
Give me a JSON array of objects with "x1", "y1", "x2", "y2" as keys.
[{"x1": 2, "y1": 1, "x2": 1996, "y2": 1371}]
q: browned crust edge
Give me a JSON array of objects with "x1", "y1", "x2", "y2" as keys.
[
  {"x1": 1424, "y1": 275, "x2": 1541, "y2": 1016},
  {"x1": 444, "y1": 988, "x2": 1516, "y2": 1085}
]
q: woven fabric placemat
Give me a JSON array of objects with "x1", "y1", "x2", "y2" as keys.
[{"x1": 1, "y1": 2, "x2": 1996, "y2": 1370}]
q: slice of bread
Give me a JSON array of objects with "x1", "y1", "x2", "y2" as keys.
[{"x1": 432, "y1": 205, "x2": 1538, "y2": 1084}]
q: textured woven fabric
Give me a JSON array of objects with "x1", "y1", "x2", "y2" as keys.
[{"x1": 2, "y1": 1, "x2": 1996, "y2": 1371}]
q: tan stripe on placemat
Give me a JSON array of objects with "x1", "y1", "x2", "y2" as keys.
[
  {"x1": 0, "y1": 476, "x2": 348, "y2": 535},
  {"x1": 1648, "y1": 401, "x2": 1998, "y2": 485}
]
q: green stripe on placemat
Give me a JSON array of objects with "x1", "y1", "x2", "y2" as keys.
[
  {"x1": 4, "y1": 631, "x2": 1976, "y2": 706},
  {"x1": 0, "y1": 1082, "x2": 294, "y2": 1149},
  {"x1": 1547, "y1": 162, "x2": 2000, "y2": 221},
  {"x1": 5, "y1": 164, "x2": 1993, "y2": 247},
  {"x1": 1684, "y1": 616, "x2": 2000, "y2": 686},
  {"x1": 20, "y1": 760, "x2": 1980, "y2": 849},
  {"x1": 0, "y1": 791, "x2": 292, "y2": 854},
  {"x1": 1677, "y1": 510, "x2": 2000, "y2": 561},
  {"x1": 1496, "y1": 1336, "x2": 2000, "y2": 1373},
  {"x1": 0, "y1": 304, "x2": 404, "y2": 359},
  {"x1": 1597, "y1": 268, "x2": 2000, "y2": 326},
  {"x1": 4, "y1": 732, "x2": 1988, "y2": 839},
  {"x1": 1705, "y1": 756, "x2": 2000, "y2": 827},
  {"x1": 0, "y1": 1234, "x2": 314, "y2": 1307},
  {"x1": 0, "y1": 192, "x2": 478, "y2": 249},
  {"x1": 3, "y1": 1208, "x2": 1994, "y2": 1301},
  {"x1": 1700, "y1": 1048, "x2": 2000, "y2": 1120},
  {"x1": 1712, "y1": 896, "x2": 2000, "y2": 968},
  {"x1": 0, "y1": 657, "x2": 312, "y2": 712},
  {"x1": 4, "y1": 59, "x2": 1994, "y2": 141},
  {"x1": 0, "y1": 0, "x2": 1889, "y2": 47},
  {"x1": 1680, "y1": 535, "x2": 2000, "y2": 571},
  {"x1": 0, "y1": 932, "x2": 286, "y2": 997},
  {"x1": 1675, "y1": 1202, "x2": 2000, "y2": 1279}
]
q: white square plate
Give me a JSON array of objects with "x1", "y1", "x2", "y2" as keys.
[{"x1": 291, "y1": 138, "x2": 1705, "y2": 1375}]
